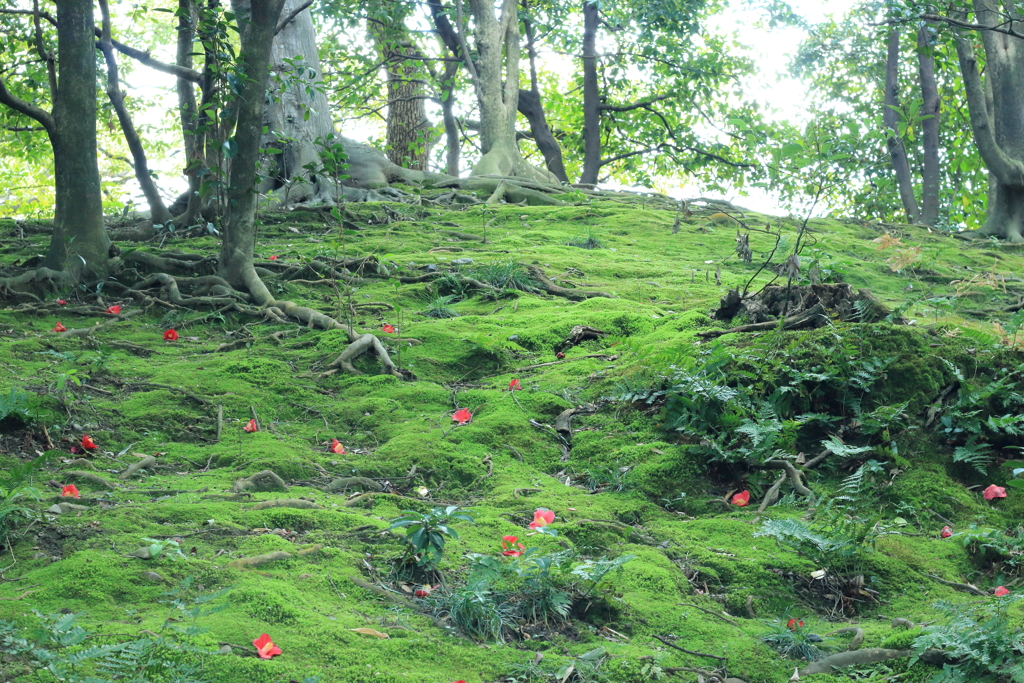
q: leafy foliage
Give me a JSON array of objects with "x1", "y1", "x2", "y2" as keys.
[{"x1": 388, "y1": 505, "x2": 474, "y2": 569}]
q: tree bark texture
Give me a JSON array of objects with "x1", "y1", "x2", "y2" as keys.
[
  {"x1": 375, "y1": 31, "x2": 433, "y2": 170},
  {"x1": 580, "y1": 0, "x2": 601, "y2": 185},
  {"x1": 219, "y1": 0, "x2": 287, "y2": 288},
  {"x1": 883, "y1": 28, "x2": 920, "y2": 225},
  {"x1": 176, "y1": 0, "x2": 203, "y2": 225},
  {"x1": 917, "y1": 24, "x2": 941, "y2": 226},
  {"x1": 521, "y1": 12, "x2": 567, "y2": 182},
  {"x1": 44, "y1": 0, "x2": 110, "y2": 277},
  {"x1": 953, "y1": 0, "x2": 1024, "y2": 241},
  {"x1": 98, "y1": 0, "x2": 172, "y2": 225}
]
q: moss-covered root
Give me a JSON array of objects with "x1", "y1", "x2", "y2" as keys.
[
  {"x1": 828, "y1": 626, "x2": 865, "y2": 650},
  {"x1": 119, "y1": 455, "x2": 157, "y2": 479},
  {"x1": 251, "y1": 498, "x2": 322, "y2": 510},
  {"x1": 324, "y1": 476, "x2": 384, "y2": 493},
  {"x1": 62, "y1": 470, "x2": 118, "y2": 489},
  {"x1": 800, "y1": 648, "x2": 945, "y2": 676},
  {"x1": 226, "y1": 551, "x2": 293, "y2": 569},
  {"x1": 232, "y1": 470, "x2": 288, "y2": 493}
]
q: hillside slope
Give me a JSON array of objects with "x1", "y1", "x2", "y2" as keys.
[{"x1": 1, "y1": 193, "x2": 1023, "y2": 683}]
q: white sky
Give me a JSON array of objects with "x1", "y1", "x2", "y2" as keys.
[{"x1": 116, "y1": 0, "x2": 861, "y2": 216}]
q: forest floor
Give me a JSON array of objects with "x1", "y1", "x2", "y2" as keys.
[{"x1": 1, "y1": 191, "x2": 1023, "y2": 683}]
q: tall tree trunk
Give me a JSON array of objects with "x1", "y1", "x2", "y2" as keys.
[
  {"x1": 176, "y1": 0, "x2": 203, "y2": 226},
  {"x1": 219, "y1": 0, "x2": 287, "y2": 289},
  {"x1": 883, "y1": 28, "x2": 920, "y2": 225},
  {"x1": 465, "y1": 0, "x2": 556, "y2": 182},
  {"x1": 580, "y1": 0, "x2": 601, "y2": 186},
  {"x1": 440, "y1": 59, "x2": 461, "y2": 176},
  {"x1": 520, "y1": 9, "x2": 567, "y2": 182},
  {"x1": 917, "y1": 25, "x2": 940, "y2": 226},
  {"x1": 953, "y1": 0, "x2": 1024, "y2": 242},
  {"x1": 44, "y1": 0, "x2": 110, "y2": 277},
  {"x1": 98, "y1": 0, "x2": 172, "y2": 225},
  {"x1": 373, "y1": 25, "x2": 432, "y2": 170}
]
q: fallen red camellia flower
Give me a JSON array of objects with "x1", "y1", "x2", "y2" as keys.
[
  {"x1": 163, "y1": 329, "x2": 178, "y2": 341},
  {"x1": 787, "y1": 618, "x2": 805, "y2": 631},
  {"x1": 529, "y1": 508, "x2": 555, "y2": 529},
  {"x1": 556, "y1": 352, "x2": 565, "y2": 359},
  {"x1": 52, "y1": 322, "x2": 66, "y2": 332},
  {"x1": 61, "y1": 484, "x2": 80, "y2": 498},
  {"x1": 941, "y1": 526, "x2": 953, "y2": 539},
  {"x1": 81, "y1": 434, "x2": 97, "y2": 450},
  {"x1": 329, "y1": 438, "x2": 346, "y2": 454},
  {"x1": 414, "y1": 584, "x2": 434, "y2": 598},
  {"x1": 382, "y1": 324, "x2": 395, "y2": 334},
  {"x1": 106, "y1": 305, "x2": 121, "y2": 315},
  {"x1": 269, "y1": 255, "x2": 278, "y2": 260},
  {"x1": 452, "y1": 408, "x2": 472, "y2": 425},
  {"x1": 56, "y1": 299, "x2": 67, "y2": 305},
  {"x1": 731, "y1": 490, "x2": 750, "y2": 507},
  {"x1": 501, "y1": 535, "x2": 525, "y2": 557},
  {"x1": 243, "y1": 418, "x2": 259, "y2": 433},
  {"x1": 994, "y1": 586, "x2": 1010, "y2": 597},
  {"x1": 508, "y1": 378, "x2": 522, "y2": 391},
  {"x1": 982, "y1": 484, "x2": 1007, "y2": 500},
  {"x1": 252, "y1": 633, "x2": 282, "y2": 659}
]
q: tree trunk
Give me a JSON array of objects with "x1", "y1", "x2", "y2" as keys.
[
  {"x1": 175, "y1": 0, "x2": 203, "y2": 225},
  {"x1": 953, "y1": 0, "x2": 1024, "y2": 242},
  {"x1": 44, "y1": 0, "x2": 110, "y2": 277},
  {"x1": 440, "y1": 59, "x2": 461, "y2": 176},
  {"x1": 98, "y1": 0, "x2": 172, "y2": 225},
  {"x1": 580, "y1": 0, "x2": 601, "y2": 185},
  {"x1": 882, "y1": 28, "x2": 920, "y2": 225},
  {"x1": 219, "y1": 0, "x2": 287, "y2": 289},
  {"x1": 465, "y1": 0, "x2": 557, "y2": 183},
  {"x1": 917, "y1": 24, "x2": 940, "y2": 226},
  {"x1": 373, "y1": 26, "x2": 432, "y2": 170},
  {"x1": 521, "y1": 11, "x2": 567, "y2": 182}
]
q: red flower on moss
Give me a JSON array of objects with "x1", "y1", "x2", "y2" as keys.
[
  {"x1": 941, "y1": 526, "x2": 953, "y2": 539},
  {"x1": 452, "y1": 408, "x2": 472, "y2": 425},
  {"x1": 269, "y1": 255, "x2": 278, "y2": 260},
  {"x1": 329, "y1": 438, "x2": 346, "y2": 454},
  {"x1": 556, "y1": 352, "x2": 565, "y2": 359},
  {"x1": 56, "y1": 299, "x2": 67, "y2": 305},
  {"x1": 81, "y1": 434, "x2": 97, "y2": 450},
  {"x1": 61, "y1": 484, "x2": 80, "y2": 498},
  {"x1": 52, "y1": 322, "x2": 66, "y2": 332},
  {"x1": 731, "y1": 490, "x2": 750, "y2": 507},
  {"x1": 983, "y1": 484, "x2": 1007, "y2": 500},
  {"x1": 252, "y1": 633, "x2": 282, "y2": 659},
  {"x1": 787, "y1": 618, "x2": 805, "y2": 631},
  {"x1": 106, "y1": 305, "x2": 121, "y2": 315},
  {"x1": 163, "y1": 329, "x2": 178, "y2": 341},
  {"x1": 382, "y1": 324, "x2": 395, "y2": 334},
  {"x1": 243, "y1": 418, "x2": 258, "y2": 433},
  {"x1": 995, "y1": 586, "x2": 1010, "y2": 597},
  {"x1": 508, "y1": 379, "x2": 522, "y2": 391},
  {"x1": 529, "y1": 508, "x2": 555, "y2": 529},
  {"x1": 501, "y1": 535, "x2": 525, "y2": 557},
  {"x1": 414, "y1": 584, "x2": 434, "y2": 598}
]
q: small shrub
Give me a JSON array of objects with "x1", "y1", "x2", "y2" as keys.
[
  {"x1": 388, "y1": 505, "x2": 474, "y2": 570},
  {"x1": 760, "y1": 616, "x2": 836, "y2": 661},
  {"x1": 466, "y1": 261, "x2": 539, "y2": 292},
  {"x1": 419, "y1": 293, "x2": 460, "y2": 319}
]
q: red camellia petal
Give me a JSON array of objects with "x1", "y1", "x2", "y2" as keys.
[
  {"x1": 106, "y1": 305, "x2": 122, "y2": 315},
  {"x1": 731, "y1": 490, "x2": 750, "y2": 507},
  {"x1": 243, "y1": 418, "x2": 259, "y2": 433},
  {"x1": 53, "y1": 322, "x2": 66, "y2": 332},
  {"x1": 556, "y1": 352, "x2": 565, "y2": 359},
  {"x1": 994, "y1": 586, "x2": 1010, "y2": 597},
  {"x1": 252, "y1": 633, "x2": 282, "y2": 659},
  {"x1": 787, "y1": 618, "x2": 796, "y2": 630},
  {"x1": 56, "y1": 299, "x2": 67, "y2": 305},
  {"x1": 414, "y1": 584, "x2": 434, "y2": 598},
  {"x1": 452, "y1": 408, "x2": 472, "y2": 425},
  {"x1": 81, "y1": 434, "x2": 97, "y2": 450},
  {"x1": 329, "y1": 438, "x2": 346, "y2": 454},
  {"x1": 163, "y1": 329, "x2": 179, "y2": 341},
  {"x1": 501, "y1": 535, "x2": 525, "y2": 557},
  {"x1": 982, "y1": 484, "x2": 1007, "y2": 500},
  {"x1": 61, "y1": 484, "x2": 80, "y2": 498},
  {"x1": 382, "y1": 324, "x2": 395, "y2": 334},
  {"x1": 508, "y1": 379, "x2": 522, "y2": 391},
  {"x1": 269, "y1": 255, "x2": 278, "y2": 260},
  {"x1": 940, "y1": 526, "x2": 953, "y2": 538},
  {"x1": 529, "y1": 508, "x2": 555, "y2": 529}
]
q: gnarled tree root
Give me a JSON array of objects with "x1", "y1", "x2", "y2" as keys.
[
  {"x1": 251, "y1": 498, "x2": 322, "y2": 510},
  {"x1": 325, "y1": 477, "x2": 384, "y2": 493},
  {"x1": 525, "y1": 266, "x2": 612, "y2": 301},
  {"x1": 226, "y1": 551, "x2": 292, "y2": 569},
  {"x1": 119, "y1": 456, "x2": 157, "y2": 479},
  {"x1": 828, "y1": 626, "x2": 865, "y2": 651},
  {"x1": 760, "y1": 460, "x2": 813, "y2": 497},
  {"x1": 800, "y1": 648, "x2": 946, "y2": 676},
  {"x1": 232, "y1": 470, "x2": 288, "y2": 493}
]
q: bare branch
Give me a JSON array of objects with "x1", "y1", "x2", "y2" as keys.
[
  {"x1": 275, "y1": 0, "x2": 313, "y2": 35},
  {"x1": 922, "y1": 12, "x2": 1024, "y2": 38},
  {"x1": 599, "y1": 93, "x2": 674, "y2": 113}
]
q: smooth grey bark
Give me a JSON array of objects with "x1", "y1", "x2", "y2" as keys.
[
  {"x1": 440, "y1": 59, "x2": 461, "y2": 175},
  {"x1": 521, "y1": 9, "x2": 567, "y2": 182},
  {"x1": 952, "y1": 0, "x2": 1024, "y2": 242},
  {"x1": 917, "y1": 25, "x2": 941, "y2": 226},
  {"x1": 580, "y1": 0, "x2": 601, "y2": 185},
  {"x1": 175, "y1": 0, "x2": 203, "y2": 226},
  {"x1": 46, "y1": 0, "x2": 109, "y2": 277},
  {"x1": 883, "y1": 28, "x2": 920, "y2": 224},
  {"x1": 219, "y1": 0, "x2": 287, "y2": 290}
]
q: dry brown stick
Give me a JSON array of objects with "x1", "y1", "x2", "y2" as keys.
[
  {"x1": 927, "y1": 573, "x2": 988, "y2": 596},
  {"x1": 755, "y1": 473, "x2": 787, "y2": 513},
  {"x1": 652, "y1": 634, "x2": 727, "y2": 661},
  {"x1": 515, "y1": 354, "x2": 618, "y2": 372},
  {"x1": 697, "y1": 303, "x2": 827, "y2": 339},
  {"x1": 513, "y1": 487, "x2": 541, "y2": 499}
]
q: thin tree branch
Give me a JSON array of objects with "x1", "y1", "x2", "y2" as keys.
[
  {"x1": 922, "y1": 13, "x2": 1024, "y2": 37},
  {"x1": 599, "y1": 93, "x2": 674, "y2": 113},
  {"x1": 275, "y1": 0, "x2": 313, "y2": 34}
]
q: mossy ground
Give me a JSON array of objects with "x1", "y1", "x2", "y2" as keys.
[{"x1": 1, "y1": 196, "x2": 1023, "y2": 683}]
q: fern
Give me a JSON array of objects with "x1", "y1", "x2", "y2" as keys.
[{"x1": 953, "y1": 441, "x2": 993, "y2": 475}]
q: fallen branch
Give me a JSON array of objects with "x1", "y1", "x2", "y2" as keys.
[
  {"x1": 927, "y1": 573, "x2": 988, "y2": 596},
  {"x1": 677, "y1": 602, "x2": 742, "y2": 628},
  {"x1": 652, "y1": 634, "x2": 727, "y2": 661},
  {"x1": 697, "y1": 303, "x2": 827, "y2": 339},
  {"x1": 525, "y1": 265, "x2": 613, "y2": 301}
]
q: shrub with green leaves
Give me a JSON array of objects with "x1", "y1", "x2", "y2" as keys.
[
  {"x1": 0, "y1": 451, "x2": 54, "y2": 536},
  {"x1": 388, "y1": 505, "x2": 474, "y2": 570}
]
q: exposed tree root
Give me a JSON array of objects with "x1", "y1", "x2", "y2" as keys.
[
  {"x1": 123, "y1": 250, "x2": 217, "y2": 275},
  {"x1": 119, "y1": 456, "x2": 157, "y2": 480},
  {"x1": 555, "y1": 325, "x2": 607, "y2": 353},
  {"x1": 251, "y1": 499, "x2": 322, "y2": 510},
  {"x1": 759, "y1": 460, "x2": 813, "y2": 497},
  {"x1": 800, "y1": 648, "x2": 945, "y2": 676},
  {"x1": 232, "y1": 470, "x2": 288, "y2": 493},
  {"x1": 554, "y1": 403, "x2": 600, "y2": 444},
  {"x1": 525, "y1": 266, "x2": 612, "y2": 300},
  {"x1": 828, "y1": 626, "x2": 865, "y2": 650},
  {"x1": 325, "y1": 477, "x2": 384, "y2": 493},
  {"x1": 926, "y1": 573, "x2": 988, "y2": 596},
  {"x1": 0, "y1": 267, "x2": 73, "y2": 296},
  {"x1": 226, "y1": 551, "x2": 292, "y2": 569}
]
